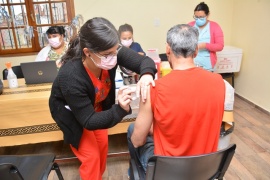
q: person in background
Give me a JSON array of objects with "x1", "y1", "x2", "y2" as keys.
[
  {"x1": 118, "y1": 23, "x2": 145, "y2": 56},
  {"x1": 118, "y1": 24, "x2": 145, "y2": 84},
  {"x1": 127, "y1": 24, "x2": 226, "y2": 176},
  {"x1": 188, "y1": 2, "x2": 224, "y2": 71},
  {"x1": 49, "y1": 17, "x2": 156, "y2": 180},
  {"x1": 35, "y1": 26, "x2": 68, "y2": 68}
]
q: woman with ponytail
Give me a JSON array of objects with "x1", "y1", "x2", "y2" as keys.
[{"x1": 49, "y1": 17, "x2": 156, "y2": 179}]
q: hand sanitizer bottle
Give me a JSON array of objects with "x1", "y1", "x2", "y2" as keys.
[{"x1": 5, "y1": 62, "x2": 18, "y2": 88}]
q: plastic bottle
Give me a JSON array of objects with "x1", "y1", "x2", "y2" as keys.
[
  {"x1": 115, "y1": 71, "x2": 124, "y2": 89},
  {"x1": 5, "y1": 62, "x2": 18, "y2": 88},
  {"x1": 146, "y1": 49, "x2": 161, "y2": 79}
]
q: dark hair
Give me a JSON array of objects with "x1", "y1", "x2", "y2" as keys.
[
  {"x1": 61, "y1": 17, "x2": 119, "y2": 64},
  {"x1": 118, "y1": 23, "x2": 133, "y2": 35},
  {"x1": 194, "y1": 2, "x2": 209, "y2": 15},
  {"x1": 46, "y1": 26, "x2": 66, "y2": 37}
]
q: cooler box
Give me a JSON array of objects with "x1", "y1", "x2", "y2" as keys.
[{"x1": 214, "y1": 46, "x2": 243, "y2": 73}]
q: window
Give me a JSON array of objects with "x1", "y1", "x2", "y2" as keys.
[{"x1": 0, "y1": 0, "x2": 75, "y2": 55}]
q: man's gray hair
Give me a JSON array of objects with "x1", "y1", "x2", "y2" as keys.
[{"x1": 166, "y1": 24, "x2": 199, "y2": 58}]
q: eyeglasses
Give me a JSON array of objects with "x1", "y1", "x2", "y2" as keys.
[
  {"x1": 193, "y1": 15, "x2": 207, "y2": 20},
  {"x1": 94, "y1": 44, "x2": 122, "y2": 59},
  {"x1": 117, "y1": 44, "x2": 123, "y2": 52}
]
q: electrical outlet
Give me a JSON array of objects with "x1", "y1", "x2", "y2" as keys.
[{"x1": 154, "y1": 18, "x2": 160, "y2": 27}]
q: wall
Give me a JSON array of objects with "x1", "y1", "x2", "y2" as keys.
[
  {"x1": 74, "y1": 0, "x2": 233, "y2": 53},
  {"x1": 231, "y1": 0, "x2": 270, "y2": 112},
  {"x1": 1, "y1": 0, "x2": 233, "y2": 76}
]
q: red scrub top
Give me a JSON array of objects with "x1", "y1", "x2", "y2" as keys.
[{"x1": 84, "y1": 67, "x2": 111, "y2": 112}]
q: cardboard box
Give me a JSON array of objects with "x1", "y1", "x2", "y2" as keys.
[{"x1": 214, "y1": 46, "x2": 243, "y2": 73}]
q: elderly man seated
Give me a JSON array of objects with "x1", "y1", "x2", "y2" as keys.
[{"x1": 127, "y1": 24, "x2": 234, "y2": 176}]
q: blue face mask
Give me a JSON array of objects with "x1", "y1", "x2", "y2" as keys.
[{"x1": 195, "y1": 17, "x2": 207, "y2": 27}]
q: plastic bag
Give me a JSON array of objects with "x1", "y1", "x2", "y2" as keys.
[{"x1": 224, "y1": 80, "x2": 235, "y2": 111}]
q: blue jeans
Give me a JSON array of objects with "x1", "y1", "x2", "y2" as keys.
[{"x1": 127, "y1": 123, "x2": 154, "y2": 173}]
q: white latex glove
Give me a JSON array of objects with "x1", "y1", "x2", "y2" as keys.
[
  {"x1": 136, "y1": 74, "x2": 155, "y2": 102},
  {"x1": 117, "y1": 86, "x2": 136, "y2": 112}
]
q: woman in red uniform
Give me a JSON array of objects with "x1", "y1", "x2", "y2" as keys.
[{"x1": 49, "y1": 17, "x2": 156, "y2": 179}]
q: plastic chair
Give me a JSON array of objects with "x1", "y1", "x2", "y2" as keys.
[
  {"x1": 0, "y1": 80, "x2": 3, "y2": 95},
  {"x1": 2, "y1": 65, "x2": 24, "y2": 80},
  {"x1": 0, "y1": 153, "x2": 64, "y2": 180},
  {"x1": 130, "y1": 144, "x2": 236, "y2": 180}
]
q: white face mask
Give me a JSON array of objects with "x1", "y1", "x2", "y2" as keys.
[
  {"x1": 121, "y1": 39, "x2": 133, "y2": 47},
  {"x1": 48, "y1": 37, "x2": 62, "y2": 48}
]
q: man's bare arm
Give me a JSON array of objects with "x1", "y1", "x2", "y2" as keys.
[{"x1": 131, "y1": 85, "x2": 153, "y2": 148}]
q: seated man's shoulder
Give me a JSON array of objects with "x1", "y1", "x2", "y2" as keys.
[{"x1": 200, "y1": 69, "x2": 223, "y2": 79}]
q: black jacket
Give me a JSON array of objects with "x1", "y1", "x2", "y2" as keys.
[{"x1": 49, "y1": 46, "x2": 156, "y2": 149}]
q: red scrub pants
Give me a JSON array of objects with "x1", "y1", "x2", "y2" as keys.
[{"x1": 70, "y1": 129, "x2": 108, "y2": 180}]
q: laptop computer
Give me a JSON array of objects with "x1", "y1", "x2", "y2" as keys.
[{"x1": 20, "y1": 61, "x2": 58, "y2": 84}]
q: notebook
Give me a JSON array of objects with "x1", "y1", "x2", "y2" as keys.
[{"x1": 20, "y1": 61, "x2": 58, "y2": 84}]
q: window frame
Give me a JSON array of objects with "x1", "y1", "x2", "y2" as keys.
[{"x1": 0, "y1": 0, "x2": 75, "y2": 56}]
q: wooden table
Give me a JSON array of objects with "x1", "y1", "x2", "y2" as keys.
[{"x1": 0, "y1": 79, "x2": 136, "y2": 147}]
